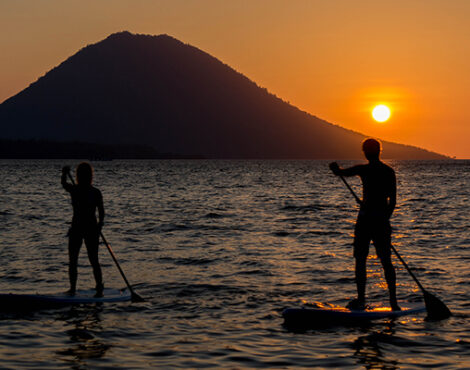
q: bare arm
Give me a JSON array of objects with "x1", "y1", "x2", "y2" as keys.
[
  {"x1": 61, "y1": 166, "x2": 73, "y2": 192},
  {"x1": 97, "y1": 191, "x2": 105, "y2": 230},
  {"x1": 329, "y1": 162, "x2": 361, "y2": 177},
  {"x1": 387, "y1": 170, "x2": 397, "y2": 218}
]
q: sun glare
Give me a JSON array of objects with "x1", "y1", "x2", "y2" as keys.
[{"x1": 372, "y1": 104, "x2": 391, "y2": 122}]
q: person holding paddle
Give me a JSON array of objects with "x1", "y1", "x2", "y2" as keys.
[
  {"x1": 61, "y1": 162, "x2": 104, "y2": 297},
  {"x1": 330, "y1": 138, "x2": 400, "y2": 311}
]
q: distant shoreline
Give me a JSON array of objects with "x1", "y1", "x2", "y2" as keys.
[
  {"x1": 0, "y1": 139, "x2": 458, "y2": 160},
  {"x1": 0, "y1": 139, "x2": 204, "y2": 160}
]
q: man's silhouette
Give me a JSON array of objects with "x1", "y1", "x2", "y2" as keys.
[
  {"x1": 330, "y1": 138, "x2": 400, "y2": 311},
  {"x1": 62, "y1": 162, "x2": 104, "y2": 297}
]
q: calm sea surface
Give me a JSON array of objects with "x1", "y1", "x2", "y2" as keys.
[{"x1": 0, "y1": 160, "x2": 469, "y2": 368}]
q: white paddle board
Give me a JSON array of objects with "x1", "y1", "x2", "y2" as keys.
[
  {"x1": 283, "y1": 301, "x2": 426, "y2": 327},
  {"x1": 0, "y1": 288, "x2": 131, "y2": 312}
]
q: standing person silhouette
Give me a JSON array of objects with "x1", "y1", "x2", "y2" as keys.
[
  {"x1": 61, "y1": 162, "x2": 104, "y2": 297},
  {"x1": 330, "y1": 138, "x2": 400, "y2": 311}
]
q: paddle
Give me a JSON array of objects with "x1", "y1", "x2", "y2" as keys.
[
  {"x1": 66, "y1": 170, "x2": 144, "y2": 302},
  {"x1": 331, "y1": 169, "x2": 451, "y2": 320}
]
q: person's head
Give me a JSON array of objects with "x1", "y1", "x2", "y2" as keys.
[
  {"x1": 362, "y1": 138, "x2": 381, "y2": 161},
  {"x1": 76, "y1": 162, "x2": 93, "y2": 185}
]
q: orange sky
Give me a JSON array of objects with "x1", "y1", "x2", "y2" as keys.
[{"x1": 1, "y1": 0, "x2": 469, "y2": 158}]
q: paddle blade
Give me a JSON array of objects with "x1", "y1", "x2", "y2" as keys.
[
  {"x1": 131, "y1": 292, "x2": 145, "y2": 303},
  {"x1": 423, "y1": 290, "x2": 451, "y2": 320}
]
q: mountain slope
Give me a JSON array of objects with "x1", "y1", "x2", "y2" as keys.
[{"x1": 0, "y1": 31, "x2": 446, "y2": 159}]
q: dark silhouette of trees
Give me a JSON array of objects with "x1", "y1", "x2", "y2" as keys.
[{"x1": 0, "y1": 139, "x2": 203, "y2": 159}]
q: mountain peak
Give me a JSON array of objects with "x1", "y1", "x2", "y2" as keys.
[{"x1": 103, "y1": 31, "x2": 180, "y2": 43}]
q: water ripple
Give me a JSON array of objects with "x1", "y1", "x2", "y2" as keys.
[{"x1": 0, "y1": 159, "x2": 468, "y2": 368}]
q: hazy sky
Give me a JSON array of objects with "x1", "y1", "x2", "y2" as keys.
[{"x1": 1, "y1": 0, "x2": 469, "y2": 158}]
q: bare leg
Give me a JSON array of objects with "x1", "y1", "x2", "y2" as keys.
[
  {"x1": 85, "y1": 232, "x2": 103, "y2": 297},
  {"x1": 380, "y1": 256, "x2": 400, "y2": 311},
  {"x1": 355, "y1": 256, "x2": 367, "y2": 305},
  {"x1": 68, "y1": 232, "x2": 82, "y2": 295},
  {"x1": 351, "y1": 218, "x2": 370, "y2": 310}
]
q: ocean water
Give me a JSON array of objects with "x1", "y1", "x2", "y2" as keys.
[{"x1": 0, "y1": 159, "x2": 469, "y2": 369}]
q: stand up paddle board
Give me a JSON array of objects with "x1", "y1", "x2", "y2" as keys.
[
  {"x1": 283, "y1": 301, "x2": 426, "y2": 327},
  {"x1": 0, "y1": 288, "x2": 131, "y2": 312}
]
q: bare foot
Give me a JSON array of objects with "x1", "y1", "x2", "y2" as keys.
[
  {"x1": 94, "y1": 284, "x2": 104, "y2": 298},
  {"x1": 346, "y1": 298, "x2": 366, "y2": 310}
]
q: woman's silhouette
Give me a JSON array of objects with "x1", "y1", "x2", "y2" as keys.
[{"x1": 61, "y1": 162, "x2": 104, "y2": 297}]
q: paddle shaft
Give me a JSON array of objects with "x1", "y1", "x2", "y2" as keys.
[
  {"x1": 339, "y1": 174, "x2": 362, "y2": 205},
  {"x1": 337, "y1": 173, "x2": 426, "y2": 293},
  {"x1": 99, "y1": 232, "x2": 137, "y2": 296},
  {"x1": 66, "y1": 170, "x2": 142, "y2": 301}
]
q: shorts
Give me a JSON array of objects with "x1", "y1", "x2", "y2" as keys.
[
  {"x1": 353, "y1": 215, "x2": 392, "y2": 260},
  {"x1": 68, "y1": 225, "x2": 100, "y2": 256}
]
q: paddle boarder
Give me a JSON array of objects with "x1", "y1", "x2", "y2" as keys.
[
  {"x1": 329, "y1": 138, "x2": 400, "y2": 311},
  {"x1": 61, "y1": 162, "x2": 104, "y2": 297}
]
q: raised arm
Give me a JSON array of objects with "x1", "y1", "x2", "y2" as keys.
[{"x1": 61, "y1": 166, "x2": 73, "y2": 192}]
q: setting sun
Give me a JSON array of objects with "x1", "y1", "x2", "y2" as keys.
[{"x1": 372, "y1": 104, "x2": 391, "y2": 122}]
